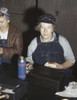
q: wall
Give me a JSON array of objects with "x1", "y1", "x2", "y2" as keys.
[{"x1": 0, "y1": 0, "x2": 36, "y2": 32}]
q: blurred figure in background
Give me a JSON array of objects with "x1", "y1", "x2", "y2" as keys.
[{"x1": 0, "y1": 7, "x2": 23, "y2": 64}]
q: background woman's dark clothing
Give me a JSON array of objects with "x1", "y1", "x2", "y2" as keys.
[{"x1": 2, "y1": 24, "x2": 23, "y2": 59}]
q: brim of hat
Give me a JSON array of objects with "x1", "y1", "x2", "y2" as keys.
[{"x1": 39, "y1": 20, "x2": 55, "y2": 24}]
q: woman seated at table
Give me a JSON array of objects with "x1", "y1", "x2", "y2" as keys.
[{"x1": 26, "y1": 13, "x2": 75, "y2": 79}]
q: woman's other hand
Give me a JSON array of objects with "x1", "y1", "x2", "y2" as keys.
[
  {"x1": 26, "y1": 62, "x2": 33, "y2": 74},
  {"x1": 0, "y1": 47, "x2": 3, "y2": 54}
]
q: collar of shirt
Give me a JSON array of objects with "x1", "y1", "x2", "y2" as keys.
[{"x1": 0, "y1": 31, "x2": 8, "y2": 39}]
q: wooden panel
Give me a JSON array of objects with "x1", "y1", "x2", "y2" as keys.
[
  {"x1": 10, "y1": 0, "x2": 25, "y2": 14},
  {"x1": 0, "y1": 0, "x2": 25, "y2": 14},
  {"x1": 0, "y1": 0, "x2": 36, "y2": 31},
  {"x1": 24, "y1": 0, "x2": 36, "y2": 9},
  {"x1": 0, "y1": 0, "x2": 36, "y2": 14}
]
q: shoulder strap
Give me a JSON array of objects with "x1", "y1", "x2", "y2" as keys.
[
  {"x1": 37, "y1": 36, "x2": 41, "y2": 45},
  {"x1": 54, "y1": 32, "x2": 59, "y2": 42}
]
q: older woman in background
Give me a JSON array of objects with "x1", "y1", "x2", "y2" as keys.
[{"x1": 0, "y1": 7, "x2": 23, "y2": 64}]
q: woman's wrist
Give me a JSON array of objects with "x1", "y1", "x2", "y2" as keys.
[{"x1": 56, "y1": 63, "x2": 64, "y2": 69}]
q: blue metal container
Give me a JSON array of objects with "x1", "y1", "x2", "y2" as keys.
[
  {"x1": 18, "y1": 56, "x2": 26, "y2": 80},
  {"x1": 0, "y1": 57, "x2": 2, "y2": 65}
]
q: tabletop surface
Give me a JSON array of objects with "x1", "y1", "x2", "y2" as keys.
[{"x1": 0, "y1": 63, "x2": 77, "y2": 100}]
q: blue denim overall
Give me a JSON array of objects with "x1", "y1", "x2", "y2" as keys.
[
  {"x1": 0, "y1": 39, "x2": 11, "y2": 63},
  {"x1": 32, "y1": 33, "x2": 74, "y2": 82},
  {"x1": 32, "y1": 33, "x2": 65, "y2": 65}
]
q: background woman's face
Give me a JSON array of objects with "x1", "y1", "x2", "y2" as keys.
[
  {"x1": 40, "y1": 22, "x2": 54, "y2": 41},
  {"x1": 0, "y1": 16, "x2": 9, "y2": 28}
]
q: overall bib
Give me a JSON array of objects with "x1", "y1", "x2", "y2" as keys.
[
  {"x1": 0, "y1": 39, "x2": 11, "y2": 63},
  {"x1": 32, "y1": 33, "x2": 65, "y2": 65}
]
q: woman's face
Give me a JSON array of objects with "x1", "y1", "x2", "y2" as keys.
[
  {"x1": 40, "y1": 22, "x2": 54, "y2": 41},
  {"x1": 0, "y1": 16, "x2": 9, "y2": 28}
]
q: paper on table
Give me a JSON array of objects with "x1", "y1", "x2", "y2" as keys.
[
  {"x1": 55, "y1": 81, "x2": 77, "y2": 98},
  {"x1": 2, "y1": 89, "x2": 14, "y2": 94}
]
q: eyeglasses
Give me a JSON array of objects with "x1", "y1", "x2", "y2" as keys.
[
  {"x1": 0, "y1": 12, "x2": 4, "y2": 17},
  {"x1": 0, "y1": 12, "x2": 9, "y2": 18}
]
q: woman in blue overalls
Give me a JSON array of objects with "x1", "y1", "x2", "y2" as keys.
[{"x1": 26, "y1": 13, "x2": 75, "y2": 83}]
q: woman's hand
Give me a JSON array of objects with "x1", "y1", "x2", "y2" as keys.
[
  {"x1": 44, "y1": 62, "x2": 56, "y2": 68},
  {"x1": 0, "y1": 47, "x2": 3, "y2": 54},
  {"x1": 26, "y1": 62, "x2": 33, "y2": 74},
  {"x1": 44, "y1": 60, "x2": 74, "y2": 69},
  {"x1": 44, "y1": 62, "x2": 64, "y2": 69},
  {"x1": 54, "y1": 63, "x2": 64, "y2": 69}
]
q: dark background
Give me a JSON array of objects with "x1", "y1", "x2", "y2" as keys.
[{"x1": 0, "y1": 0, "x2": 77, "y2": 60}]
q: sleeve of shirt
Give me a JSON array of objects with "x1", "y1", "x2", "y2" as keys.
[
  {"x1": 59, "y1": 35, "x2": 75, "y2": 63},
  {"x1": 26, "y1": 37, "x2": 37, "y2": 64}
]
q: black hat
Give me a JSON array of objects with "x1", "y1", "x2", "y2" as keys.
[{"x1": 37, "y1": 13, "x2": 56, "y2": 24}]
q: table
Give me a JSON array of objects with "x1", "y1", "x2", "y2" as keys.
[
  {"x1": 27, "y1": 64, "x2": 77, "y2": 100},
  {"x1": 0, "y1": 63, "x2": 28, "y2": 100},
  {"x1": 0, "y1": 63, "x2": 77, "y2": 100}
]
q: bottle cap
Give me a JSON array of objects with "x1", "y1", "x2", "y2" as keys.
[{"x1": 18, "y1": 56, "x2": 25, "y2": 63}]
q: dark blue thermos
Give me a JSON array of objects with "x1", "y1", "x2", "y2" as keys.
[
  {"x1": 0, "y1": 54, "x2": 2, "y2": 70},
  {"x1": 18, "y1": 56, "x2": 26, "y2": 80},
  {"x1": 0, "y1": 55, "x2": 2, "y2": 65}
]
